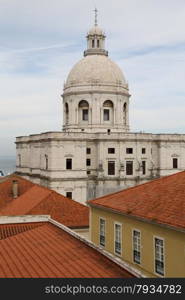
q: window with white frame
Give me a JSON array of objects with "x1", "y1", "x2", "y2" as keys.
[
  {"x1": 133, "y1": 230, "x2": 141, "y2": 264},
  {"x1": 99, "y1": 218, "x2": 105, "y2": 247},
  {"x1": 114, "y1": 223, "x2": 122, "y2": 255},
  {"x1": 154, "y1": 238, "x2": 164, "y2": 276}
]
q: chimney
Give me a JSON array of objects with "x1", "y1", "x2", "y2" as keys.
[{"x1": 12, "y1": 180, "x2": 18, "y2": 199}]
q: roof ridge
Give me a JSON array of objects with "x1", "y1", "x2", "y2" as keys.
[
  {"x1": 10, "y1": 174, "x2": 87, "y2": 208},
  {"x1": 0, "y1": 185, "x2": 53, "y2": 215}
]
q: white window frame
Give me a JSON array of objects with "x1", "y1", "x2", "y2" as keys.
[
  {"x1": 114, "y1": 222, "x2": 122, "y2": 256},
  {"x1": 153, "y1": 236, "x2": 165, "y2": 277},
  {"x1": 99, "y1": 217, "x2": 106, "y2": 247},
  {"x1": 132, "y1": 229, "x2": 141, "y2": 265}
]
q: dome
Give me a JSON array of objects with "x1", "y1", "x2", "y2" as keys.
[
  {"x1": 88, "y1": 26, "x2": 104, "y2": 36},
  {"x1": 65, "y1": 55, "x2": 126, "y2": 87}
]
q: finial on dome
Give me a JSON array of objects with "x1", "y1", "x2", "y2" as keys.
[
  {"x1": 94, "y1": 7, "x2": 98, "y2": 26},
  {"x1": 84, "y1": 8, "x2": 108, "y2": 57}
]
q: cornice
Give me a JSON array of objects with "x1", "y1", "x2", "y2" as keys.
[{"x1": 62, "y1": 89, "x2": 131, "y2": 98}]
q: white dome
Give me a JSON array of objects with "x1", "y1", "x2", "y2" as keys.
[
  {"x1": 88, "y1": 26, "x2": 104, "y2": 36},
  {"x1": 66, "y1": 55, "x2": 126, "y2": 87}
]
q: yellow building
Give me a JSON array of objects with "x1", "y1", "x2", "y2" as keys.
[{"x1": 89, "y1": 172, "x2": 185, "y2": 277}]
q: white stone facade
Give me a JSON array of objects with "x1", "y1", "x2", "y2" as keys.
[
  {"x1": 16, "y1": 131, "x2": 185, "y2": 204},
  {"x1": 16, "y1": 22, "x2": 185, "y2": 204}
]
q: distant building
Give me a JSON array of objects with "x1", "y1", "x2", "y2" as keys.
[
  {"x1": 89, "y1": 171, "x2": 185, "y2": 278},
  {"x1": 16, "y1": 14, "x2": 185, "y2": 204},
  {"x1": 0, "y1": 215, "x2": 135, "y2": 278},
  {"x1": 0, "y1": 170, "x2": 4, "y2": 177},
  {"x1": 0, "y1": 174, "x2": 89, "y2": 238}
]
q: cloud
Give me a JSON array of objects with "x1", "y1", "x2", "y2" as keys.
[{"x1": 0, "y1": 0, "x2": 185, "y2": 156}]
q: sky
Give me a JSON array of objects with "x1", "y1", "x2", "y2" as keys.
[{"x1": 0, "y1": 0, "x2": 185, "y2": 156}]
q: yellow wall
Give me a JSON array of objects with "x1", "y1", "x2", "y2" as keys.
[{"x1": 90, "y1": 207, "x2": 185, "y2": 278}]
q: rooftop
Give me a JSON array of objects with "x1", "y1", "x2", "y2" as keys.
[
  {"x1": 0, "y1": 216, "x2": 135, "y2": 278},
  {"x1": 0, "y1": 174, "x2": 89, "y2": 229},
  {"x1": 89, "y1": 171, "x2": 185, "y2": 231}
]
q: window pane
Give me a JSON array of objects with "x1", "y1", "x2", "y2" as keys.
[
  {"x1": 108, "y1": 148, "x2": 115, "y2": 154},
  {"x1": 142, "y1": 148, "x2": 146, "y2": 154},
  {"x1": 82, "y1": 109, "x2": 88, "y2": 121},
  {"x1": 133, "y1": 230, "x2": 141, "y2": 264},
  {"x1": 126, "y1": 148, "x2": 133, "y2": 154},
  {"x1": 86, "y1": 159, "x2": 91, "y2": 166},
  {"x1": 173, "y1": 158, "x2": 178, "y2": 169},
  {"x1": 155, "y1": 238, "x2": 164, "y2": 275},
  {"x1": 86, "y1": 148, "x2": 91, "y2": 154},
  {"x1": 142, "y1": 161, "x2": 146, "y2": 175},
  {"x1": 108, "y1": 161, "x2": 115, "y2": 175},
  {"x1": 66, "y1": 158, "x2": 72, "y2": 170},
  {"x1": 104, "y1": 109, "x2": 110, "y2": 121},
  {"x1": 100, "y1": 219, "x2": 105, "y2": 247},
  {"x1": 115, "y1": 224, "x2": 121, "y2": 255},
  {"x1": 126, "y1": 161, "x2": 133, "y2": 175},
  {"x1": 66, "y1": 192, "x2": 72, "y2": 199}
]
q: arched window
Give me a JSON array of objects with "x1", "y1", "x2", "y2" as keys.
[
  {"x1": 97, "y1": 40, "x2": 100, "y2": 48},
  {"x1": 92, "y1": 39, "x2": 95, "y2": 48},
  {"x1": 79, "y1": 100, "x2": 89, "y2": 121},
  {"x1": 45, "y1": 155, "x2": 48, "y2": 170},
  {"x1": 123, "y1": 103, "x2": 127, "y2": 125},
  {"x1": 65, "y1": 103, "x2": 69, "y2": 125},
  {"x1": 123, "y1": 103, "x2": 127, "y2": 112},
  {"x1": 103, "y1": 100, "x2": 114, "y2": 121}
]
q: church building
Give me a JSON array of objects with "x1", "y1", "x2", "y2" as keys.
[{"x1": 16, "y1": 13, "x2": 185, "y2": 204}]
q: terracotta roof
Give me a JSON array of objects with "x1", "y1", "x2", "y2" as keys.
[
  {"x1": 0, "y1": 174, "x2": 34, "y2": 208},
  {"x1": 0, "y1": 221, "x2": 134, "y2": 278},
  {"x1": 0, "y1": 175, "x2": 89, "y2": 228},
  {"x1": 0, "y1": 222, "x2": 44, "y2": 240},
  {"x1": 89, "y1": 171, "x2": 185, "y2": 230}
]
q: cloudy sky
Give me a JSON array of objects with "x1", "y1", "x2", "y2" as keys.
[{"x1": 1, "y1": 0, "x2": 185, "y2": 156}]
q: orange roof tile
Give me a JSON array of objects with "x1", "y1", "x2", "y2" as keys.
[
  {"x1": 0, "y1": 222, "x2": 44, "y2": 240},
  {"x1": 0, "y1": 221, "x2": 134, "y2": 278},
  {"x1": 0, "y1": 175, "x2": 89, "y2": 228},
  {"x1": 89, "y1": 171, "x2": 185, "y2": 230}
]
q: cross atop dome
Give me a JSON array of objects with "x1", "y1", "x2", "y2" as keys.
[{"x1": 94, "y1": 8, "x2": 98, "y2": 26}]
